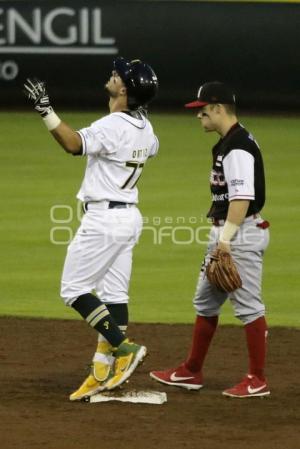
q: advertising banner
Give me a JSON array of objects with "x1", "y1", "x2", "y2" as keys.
[{"x1": 0, "y1": 1, "x2": 299, "y2": 109}]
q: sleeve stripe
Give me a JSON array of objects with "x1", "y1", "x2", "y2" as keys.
[{"x1": 77, "y1": 131, "x2": 86, "y2": 156}]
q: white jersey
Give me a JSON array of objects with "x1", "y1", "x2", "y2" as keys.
[{"x1": 76, "y1": 111, "x2": 159, "y2": 203}]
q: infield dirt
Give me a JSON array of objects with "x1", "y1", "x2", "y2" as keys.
[{"x1": 0, "y1": 317, "x2": 299, "y2": 449}]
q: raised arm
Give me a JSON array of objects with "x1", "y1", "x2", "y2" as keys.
[{"x1": 23, "y1": 78, "x2": 82, "y2": 154}]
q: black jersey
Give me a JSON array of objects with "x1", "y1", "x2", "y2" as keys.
[{"x1": 207, "y1": 123, "x2": 265, "y2": 220}]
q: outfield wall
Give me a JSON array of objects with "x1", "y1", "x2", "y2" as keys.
[{"x1": 0, "y1": 0, "x2": 299, "y2": 109}]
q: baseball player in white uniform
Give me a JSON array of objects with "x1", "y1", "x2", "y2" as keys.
[{"x1": 24, "y1": 57, "x2": 159, "y2": 400}]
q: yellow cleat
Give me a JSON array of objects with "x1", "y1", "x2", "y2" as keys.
[
  {"x1": 70, "y1": 340, "x2": 115, "y2": 401},
  {"x1": 69, "y1": 358, "x2": 114, "y2": 401},
  {"x1": 104, "y1": 339, "x2": 147, "y2": 391},
  {"x1": 69, "y1": 373, "x2": 105, "y2": 401}
]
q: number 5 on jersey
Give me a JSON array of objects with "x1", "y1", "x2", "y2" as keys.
[{"x1": 121, "y1": 161, "x2": 145, "y2": 189}]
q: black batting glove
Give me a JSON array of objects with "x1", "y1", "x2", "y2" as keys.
[{"x1": 23, "y1": 78, "x2": 53, "y2": 117}]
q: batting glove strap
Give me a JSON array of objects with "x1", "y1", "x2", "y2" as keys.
[{"x1": 36, "y1": 104, "x2": 53, "y2": 118}]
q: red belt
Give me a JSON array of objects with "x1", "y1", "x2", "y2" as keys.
[{"x1": 256, "y1": 220, "x2": 270, "y2": 229}]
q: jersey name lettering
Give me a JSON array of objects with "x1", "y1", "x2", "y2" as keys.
[{"x1": 132, "y1": 148, "x2": 148, "y2": 159}]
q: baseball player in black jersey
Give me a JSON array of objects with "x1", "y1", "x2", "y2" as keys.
[{"x1": 150, "y1": 82, "x2": 270, "y2": 398}]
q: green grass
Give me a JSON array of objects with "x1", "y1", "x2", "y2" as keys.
[{"x1": 0, "y1": 111, "x2": 299, "y2": 326}]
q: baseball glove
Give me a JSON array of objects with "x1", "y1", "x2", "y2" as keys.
[{"x1": 206, "y1": 249, "x2": 242, "y2": 292}]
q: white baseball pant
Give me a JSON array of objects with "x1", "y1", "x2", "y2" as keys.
[{"x1": 60, "y1": 202, "x2": 143, "y2": 306}]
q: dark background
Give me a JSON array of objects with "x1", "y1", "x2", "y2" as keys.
[{"x1": 0, "y1": 0, "x2": 299, "y2": 110}]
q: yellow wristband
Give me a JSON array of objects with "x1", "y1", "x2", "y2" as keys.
[{"x1": 219, "y1": 221, "x2": 239, "y2": 243}]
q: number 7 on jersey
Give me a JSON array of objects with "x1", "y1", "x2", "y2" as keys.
[{"x1": 121, "y1": 161, "x2": 145, "y2": 189}]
